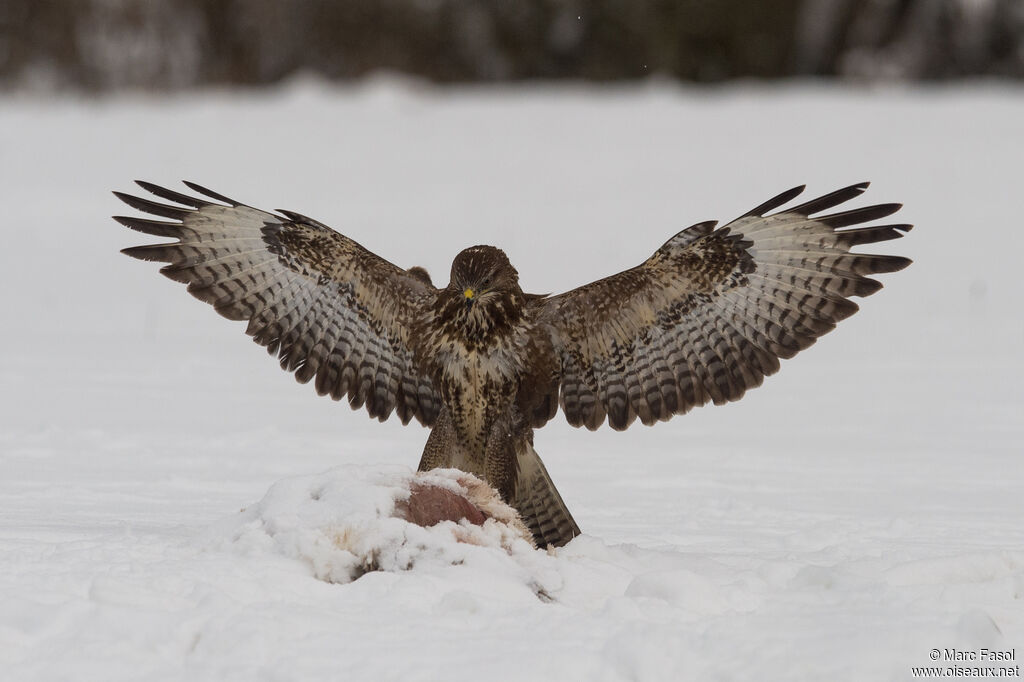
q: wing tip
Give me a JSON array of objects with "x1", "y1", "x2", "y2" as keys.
[
  {"x1": 787, "y1": 182, "x2": 875, "y2": 218},
  {"x1": 120, "y1": 244, "x2": 157, "y2": 261},
  {"x1": 818, "y1": 202, "x2": 903, "y2": 229},
  {"x1": 112, "y1": 214, "x2": 182, "y2": 238},
  {"x1": 182, "y1": 180, "x2": 239, "y2": 206},
  {"x1": 113, "y1": 190, "x2": 192, "y2": 220},
  {"x1": 884, "y1": 255, "x2": 913, "y2": 272},
  {"x1": 744, "y1": 184, "x2": 806, "y2": 218}
]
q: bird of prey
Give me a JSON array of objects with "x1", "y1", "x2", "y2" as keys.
[{"x1": 114, "y1": 181, "x2": 910, "y2": 548}]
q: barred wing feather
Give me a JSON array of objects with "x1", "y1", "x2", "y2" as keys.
[
  {"x1": 537, "y1": 182, "x2": 911, "y2": 431},
  {"x1": 114, "y1": 181, "x2": 441, "y2": 426}
]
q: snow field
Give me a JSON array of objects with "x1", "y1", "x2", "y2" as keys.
[{"x1": 1, "y1": 79, "x2": 1022, "y2": 681}]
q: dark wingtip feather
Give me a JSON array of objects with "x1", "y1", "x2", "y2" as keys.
[
  {"x1": 121, "y1": 244, "x2": 178, "y2": 263},
  {"x1": 854, "y1": 278, "x2": 885, "y2": 297},
  {"x1": 830, "y1": 298, "x2": 861, "y2": 321},
  {"x1": 113, "y1": 191, "x2": 191, "y2": 220},
  {"x1": 744, "y1": 185, "x2": 806, "y2": 218},
  {"x1": 835, "y1": 223, "x2": 913, "y2": 247},
  {"x1": 182, "y1": 181, "x2": 239, "y2": 206},
  {"x1": 818, "y1": 203, "x2": 902, "y2": 228},
  {"x1": 113, "y1": 215, "x2": 182, "y2": 238},
  {"x1": 840, "y1": 255, "x2": 911, "y2": 294},
  {"x1": 135, "y1": 180, "x2": 207, "y2": 208},
  {"x1": 788, "y1": 182, "x2": 870, "y2": 217},
  {"x1": 866, "y1": 255, "x2": 912, "y2": 273}
]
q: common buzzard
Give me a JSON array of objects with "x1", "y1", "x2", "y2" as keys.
[{"x1": 115, "y1": 181, "x2": 910, "y2": 547}]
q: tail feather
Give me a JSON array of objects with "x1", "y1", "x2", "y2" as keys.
[{"x1": 512, "y1": 441, "x2": 581, "y2": 548}]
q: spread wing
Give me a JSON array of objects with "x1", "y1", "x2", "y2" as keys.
[
  {"x1": 535, "y1": 182, "x2": 911, "y2": 431},
  {"x1": 115, "y1": 181, "x2": 441, "y2": 426}
]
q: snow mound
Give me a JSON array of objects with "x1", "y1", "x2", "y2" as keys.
[{"x1": 206, "y1": 466, "x2": 539, "y2": 584}]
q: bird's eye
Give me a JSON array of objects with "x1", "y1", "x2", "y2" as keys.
[{"x1": 482, "y1": 277, "x2": 491, "y2": 287}]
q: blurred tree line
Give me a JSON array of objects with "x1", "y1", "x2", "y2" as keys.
[{"x1": 1, "y1": 0, "x2": 1022, "y2": 91}]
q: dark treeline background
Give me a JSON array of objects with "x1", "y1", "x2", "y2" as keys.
[{"x1": 2, "y1": 0, "x2": 1022, "y2": 91}]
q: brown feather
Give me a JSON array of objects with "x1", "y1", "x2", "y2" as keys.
[
  {"x1": 116, "y1": 182, "x2": 441, "y2": 427},
  {"x1": 536, "y1": 183, "x2": 911, "y2": 430}
]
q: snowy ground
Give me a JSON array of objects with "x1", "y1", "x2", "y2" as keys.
[{"x1": 1, "y1": 78, "x2": 1022, "y2": 681}]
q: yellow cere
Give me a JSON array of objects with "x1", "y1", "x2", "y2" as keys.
[{"x1": 464, "y1": 288, "x2": 475, "y2": 299}]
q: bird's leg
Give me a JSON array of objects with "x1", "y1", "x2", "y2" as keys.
[
  {"x1": 483, "y1": 416, "x2": 519, "y2": 503},
  {"x1": 417, "y1": 409, "x2": 454, "y2": 472}
]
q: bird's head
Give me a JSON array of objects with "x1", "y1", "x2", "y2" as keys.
[
  {"x1": 443, "y1": 246, "x2": 523, "y2": 332},
  {"x1": 449, "y1": 245, "x2": 520, "y2": 308}
]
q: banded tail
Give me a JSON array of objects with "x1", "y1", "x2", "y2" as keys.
[{"x1": 512, "y1": 440, "x2": 581, "y2": 548}]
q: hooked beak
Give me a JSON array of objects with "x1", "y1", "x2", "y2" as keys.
[{"x1": 463, "y1": 288, "x2": 475, "y2": 309}]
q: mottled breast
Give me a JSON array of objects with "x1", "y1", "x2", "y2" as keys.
[{"x1": 433, "y1": 326, "x2": 530, "y2": 453}]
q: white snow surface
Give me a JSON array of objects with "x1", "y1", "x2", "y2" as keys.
[
  {"x1": 1, "y1": 78, "x2": 1023, "y2": 681},
  {"x1": 211, "y1": 466, "x2": 539, "y2": 586}
]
